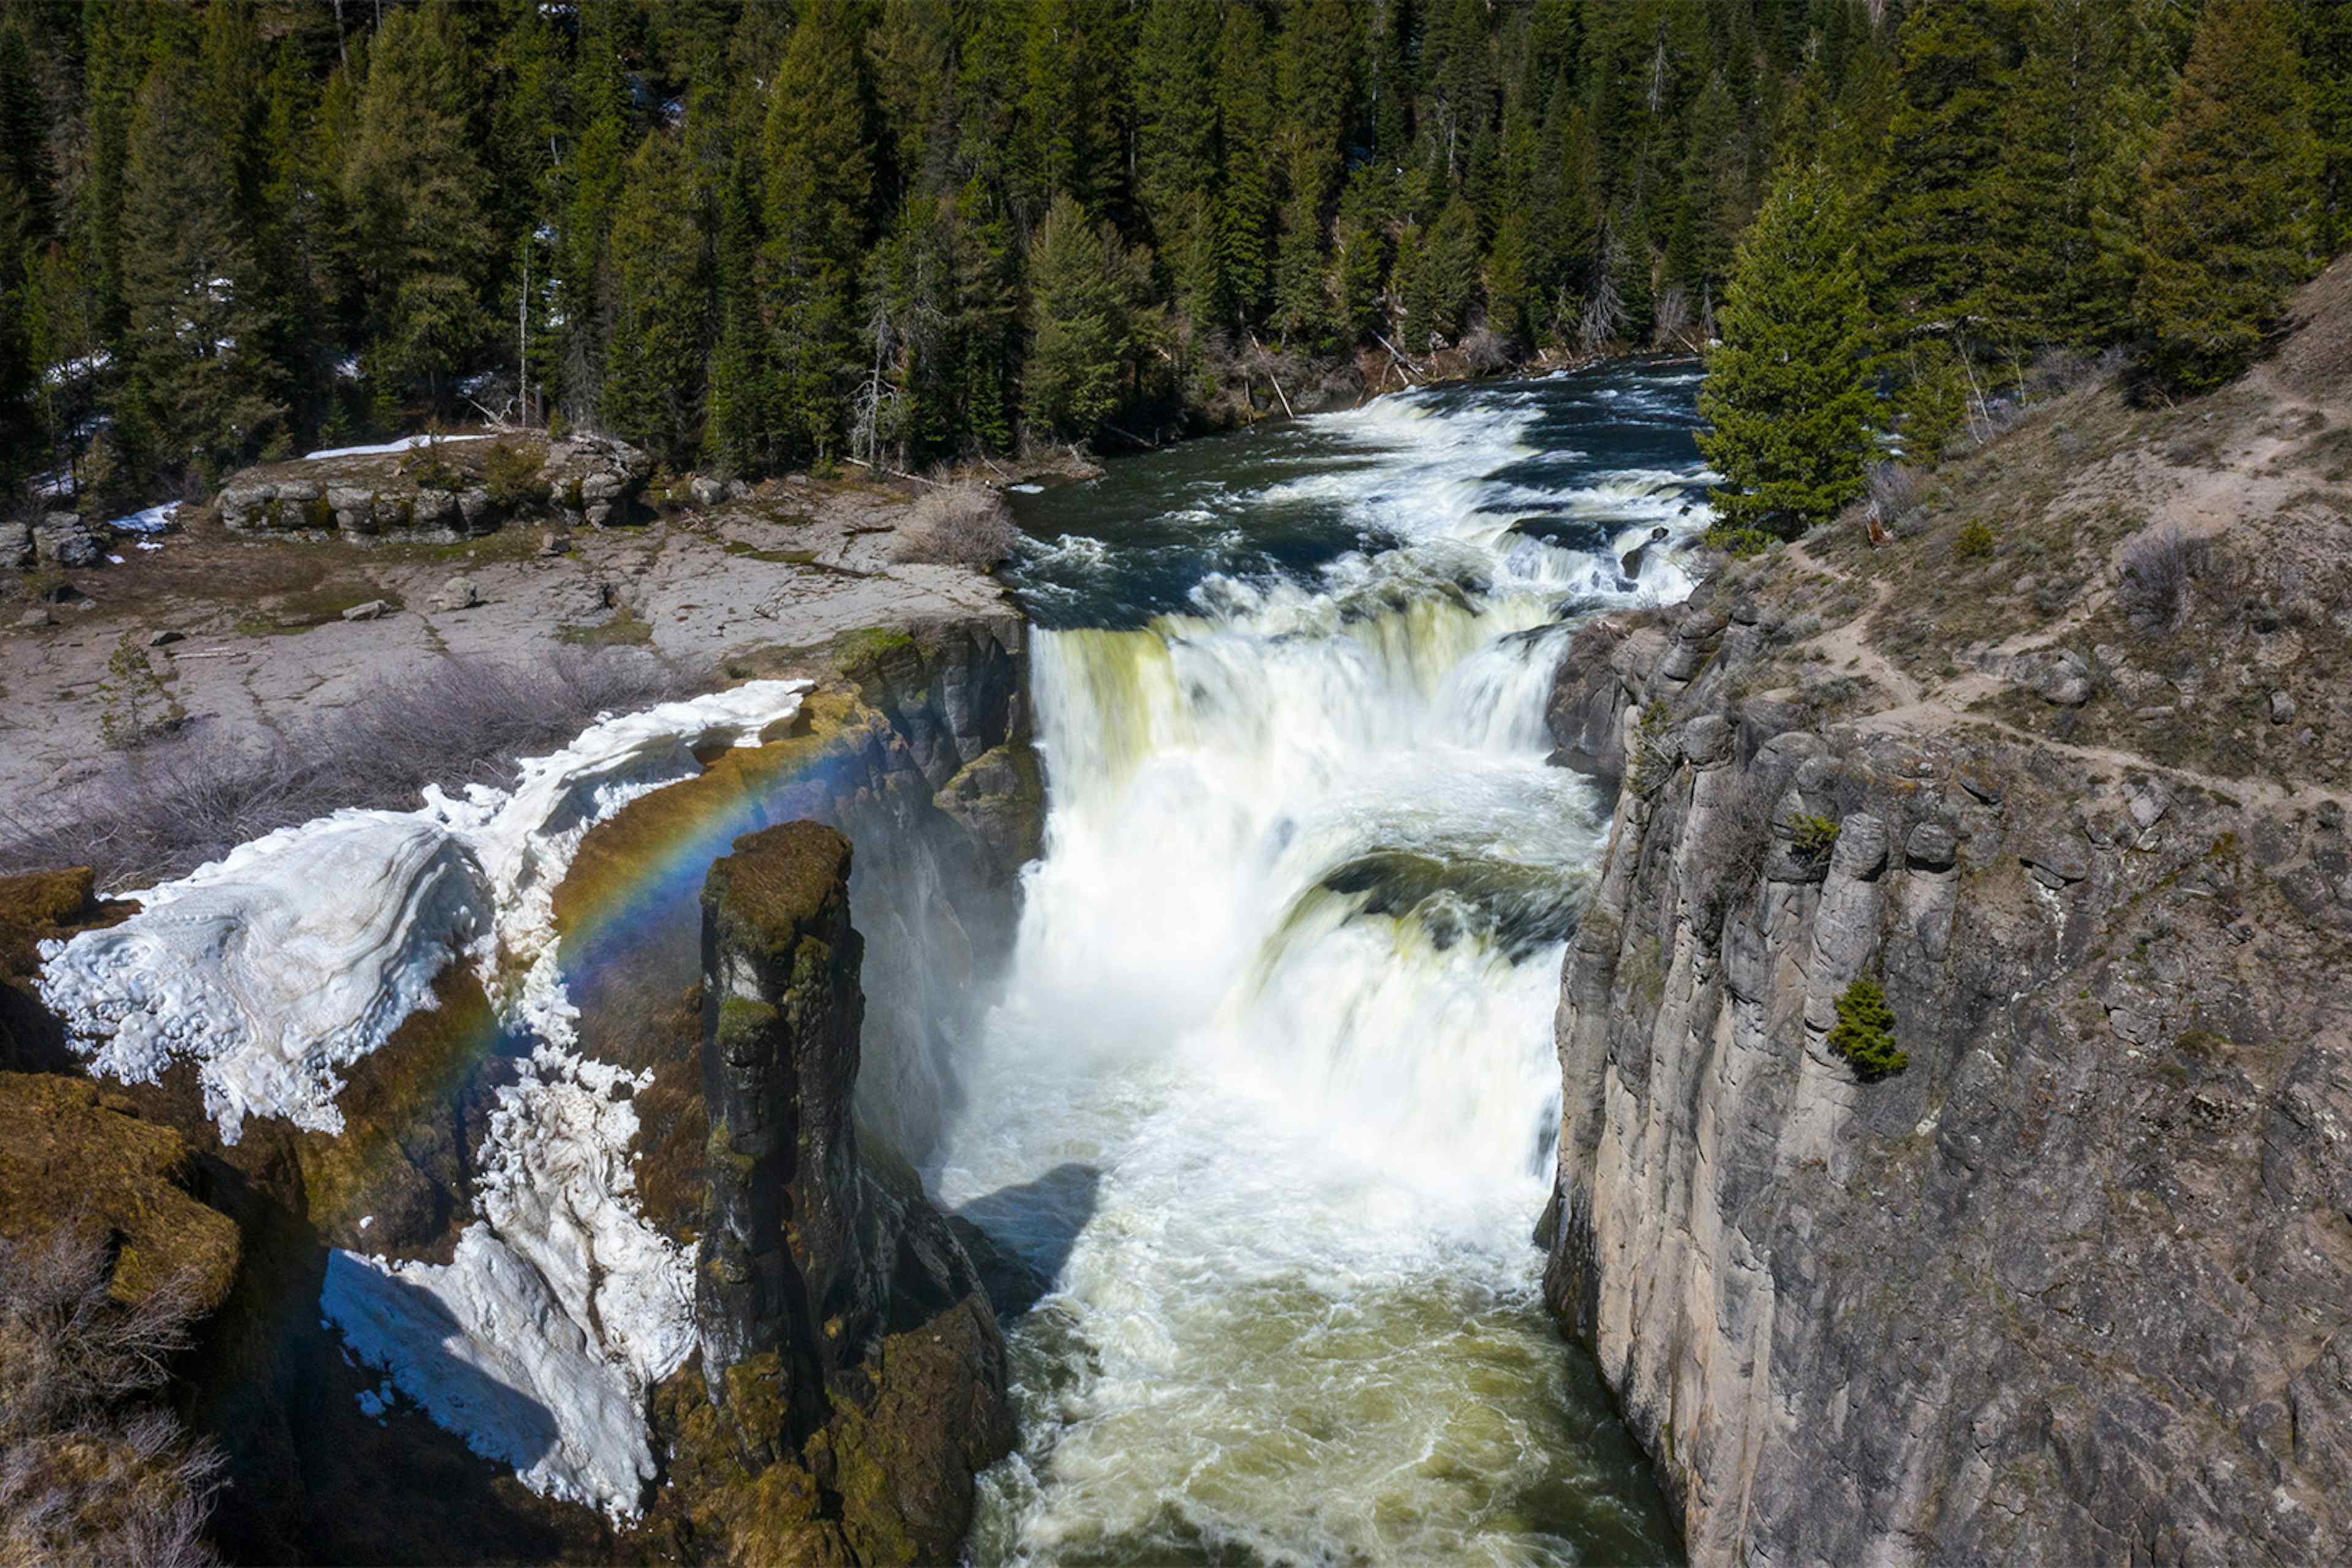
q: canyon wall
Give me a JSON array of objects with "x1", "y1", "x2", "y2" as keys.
[{"x1": 1540, "y1": 590, "x2": 2352, "y2": 1564}]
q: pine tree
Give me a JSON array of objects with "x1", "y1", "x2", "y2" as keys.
[
  {"x1": 1872, "y1": 0, "x2": 2032, "y2": 339},
  {"x1": 342, "y1": 0, "x2": 497, "y2": 415},
  {"x1": 763, "y1": 0, "x2": 872, "y2": 462},
  {"x1": 601, "y1": 133, "x2": 708, "y2": 466},
  {"x1": 1211, "y1": 4, "x2": 1276, "y2": 328},
  {"x1": 1022, "y1": 191, "x2": 1140, "y2": 439},
  {"x1": 2135, "y1": 0, "x2": 2317, "y2": 393},
  {"x1": 1697, "y1": 161, "x2": 1876, "y2": 544},
  {"x1": 2307, "y1": 0, "x2": 2352, "y2": 254},
  {"x1": 121, "y1": 49, "x2": 284, "y2": 486}
]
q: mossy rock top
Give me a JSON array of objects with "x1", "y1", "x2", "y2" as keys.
[
  {"x1": 0, "y1": 866, "x2": 102, "y2": 976},
  {"x1": 0, "y1": 1072, "x2": 241, "y2": 1311},
  {"x1": 706, "y1": 823, "x2": 854, "y2": 962}
]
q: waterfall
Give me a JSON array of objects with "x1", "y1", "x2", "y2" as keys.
[{"x1": 944, "y1": 363, "x2": 1707, "y2": 1564}]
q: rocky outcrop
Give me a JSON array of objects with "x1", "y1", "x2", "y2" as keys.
[
  {"x1": 216, "y1": 431, "x2": 651, "y2": 540},
  {"x1": 1542, "y1": 590, "x2": 2352, "y2": 1565},
  {"x1": 557, "y1": 619, "x2": 1040, "y2": 1176},
  {"x1": 655, "y1": 822, "x2": 1011, "y2": 1564},
  {"x1": 34, "y1": 511, "x2": 104, "y2": 568}
]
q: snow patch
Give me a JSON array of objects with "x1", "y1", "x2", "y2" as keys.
[
  {"x1": 38, "y1": 811, "x2": 486, "y2": 1144},
  {"x1": 38, "y1": 679, "x2": 810, "y2": 1518},
  {"x1": 301, "y1": 433, "x2": 497, "y2": 461},
  {"x1": 109, "y1": 503, "x2": 180, "y2": 534}
]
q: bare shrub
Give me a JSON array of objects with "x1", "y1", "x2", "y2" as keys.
[
  {"x1": 0, "y1": 1231, "x2": 222, "y2": 1568},
  {"x1": 1651, "y1": 284, "x2": 1696, "y2": 350},
  {"x1": 1694, "y1": 765, "x2": 1778, "y2": 940},
  {"x1": 1864, "y1": 461, "x2": 1918, "y2": 524},
  {"x1": 891, "y1": 484, "x2": 1020, "y2": 570},
  {"x1": 0, "y1": 647, "x2": 692, "y2": 889},
  {"x1": 2119, "y1": 525, "x2": 2209, "y2": 638},
  {"x1": 2024, "y1": 347, "x2": 2119, "y2": 399},
  {"x1": 1457, "y1": 325, "x2": 1510, "y2": 374}
]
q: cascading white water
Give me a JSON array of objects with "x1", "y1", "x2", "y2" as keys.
[{"x1": 940, "y1": 368, "x2": 1707, "y2": 1564}]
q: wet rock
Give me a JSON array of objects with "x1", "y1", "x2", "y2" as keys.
[
  {"x1": 676, "y1": 821, "x2": 1014, "y2": 1565},
  {"x1": 1621, "y1": 525, "x2": 1672, "y2": 579}
]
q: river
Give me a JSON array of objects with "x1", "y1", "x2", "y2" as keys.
[{"x1": 938, "y1": 361, "x2": 1711, "y2": 1565}]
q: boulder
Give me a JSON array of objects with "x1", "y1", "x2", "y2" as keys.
[
  {"x1": 1905, "y1": 821, "x2": 1959, "y2": 870},
  {"x1": 2, "y1": 518, "x2": 32, "y2": 571},
  {"x1": 690, "y1": 475, "x2": 724, "y2": 507},
  {"x1": 341, "y1": 599, "x2": 391, "y2": 622},
  {"x1": 432, "y1": 576, "x2": 483, "y2": 612},
  {"x1": 36, "y1": 511, "x2": 105, "y2": 568},
  {"x1": 2004, "y1": 646, "x2": 2093, "y2": 706}
]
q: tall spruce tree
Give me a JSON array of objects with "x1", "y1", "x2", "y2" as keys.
[
  {"x1": 763, "y1": 0, "x2": 872, "y2": 462},
  {"x1": 121, "y1": 50, "x2": 284, "y2": 484},
  {"x1": 342, "y1": 1, "x2": 497, "y2": 414},
  {"x1": 1697, "y1": 161, "x2": 1875, "y2": 543},
  {"x1": 2135, "y1": 0, "x2": 2317, "y2": 392},
  {"x1": 601, "y1": 134, "x2": 708, "y2": 465},
  {"x1": 1872, "y1": 0, "x2": 2032, "y2": 339},
  {"x1": 1022, "y1": 190, "x2": 1143, "y2": 439}
]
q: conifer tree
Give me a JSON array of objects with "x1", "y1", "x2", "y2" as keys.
[
  {"x1": 1872, "y1": 0, "x2": 2032, "y2": 338},
  {"x1": 1022, "y1": 191, "x2": 1142, "y2": 439},
  {"x1": 2135, "y1": 0, "x2": 2317, "y2": 393},
  {"x1": 601, "y1": 134, "x2": 708, "y2": 465},
  {"x1": 343, "y1": 1, "x2": 497, "y2": 414},
  {"x1": 1697, "y1": 162, "x2": 1875, "y2": 544},
  {"x1": 121, "y1": 50, "x2": 284, "y2": 485},
  {"x1": 1212, "y1": 4, "x2": 1276, "y2": 328},
  {"x1": 2307, "y1": 0, "x2": 2352, "y2": 254},
  {"x1": 763, "y1": 0, "x2": 872, "y2": 461}
]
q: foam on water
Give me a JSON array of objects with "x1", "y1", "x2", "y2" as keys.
[{"x1": 949, "y1": 366, "x2": 1706, "y2": 1563}]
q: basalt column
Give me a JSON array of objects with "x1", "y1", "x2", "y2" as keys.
[
  {"x1": 698, "y1": 821, "x2": 875, "y2": 1426},
  {"x1": 678, "y1": 821, "x2": 1013, "y2": 1564}
]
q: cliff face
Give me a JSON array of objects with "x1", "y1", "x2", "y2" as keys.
[
  {"x1": 1541, "y1": 322, "x2": 2352, "y2": 1565},
  {"x1": 660, "y1": 822, "x2": 1011, "y2": 1566}
]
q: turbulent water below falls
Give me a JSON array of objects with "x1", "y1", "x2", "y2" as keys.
[{"x1": 938, "y1": 363, "x2": 1712, "y2": 1565}]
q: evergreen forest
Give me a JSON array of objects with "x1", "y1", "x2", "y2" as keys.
[{"x1": 0, "y1": 0, "x2": 2346, "y2": 518}]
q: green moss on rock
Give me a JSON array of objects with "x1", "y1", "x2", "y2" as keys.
[{"x1": 0, "y1": 1073, "x2": 241, "y2": 1310}]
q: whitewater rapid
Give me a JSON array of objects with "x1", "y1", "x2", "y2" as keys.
[{"x1": 946, "y1": 366, "x2": 1708, "y2": 1563}]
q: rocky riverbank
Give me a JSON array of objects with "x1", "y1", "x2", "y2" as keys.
[{"x1": 1539, "y1": 265, "x2": 2352, "y2": 1562}]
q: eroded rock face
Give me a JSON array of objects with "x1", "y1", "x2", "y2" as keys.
[
  {"x1": 667, "y1": 821, "x2": 1011, "y2": 1565},
  {"x1": 1542, "y1": 592, "x2": 2352, "y2": 1565}
]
